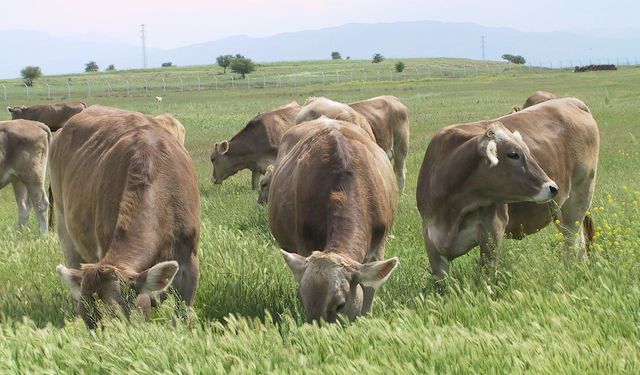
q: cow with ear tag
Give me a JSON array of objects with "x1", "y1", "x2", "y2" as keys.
[
  {"x1": 50, "y1": 105, "x2": 200, "y2": 329},
  {"x1": 268, "y1": 118, "x2": 399, "y2": 323},
  {"x1": 417, "y1": 97, "x2": 599, "y2": 279}
]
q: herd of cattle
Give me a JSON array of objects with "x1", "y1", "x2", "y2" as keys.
[{"x1": 0, "y1": 90, "x2": 599, "y2": 326}]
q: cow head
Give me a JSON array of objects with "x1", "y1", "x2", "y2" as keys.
[
  {"x1": 210, "y1": 140, "x2": 233, "y2": 184},
  {"x1": 475, "y1": 122, "x2": 558, "y2": 203},
  {"x1": 281, "y1": 250, "x2": 398, "y2": 323},
  {"x1": 257, "y1": 164, "x2": 274, "y2": 205},
  {"x1": 6, "y1": 105, "x2": 27, "y2": 119},
  {"x1": 56, "y1": 261, "x2": 178, "y2": 329}
]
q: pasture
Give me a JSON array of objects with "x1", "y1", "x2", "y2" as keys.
[{"x1": 0, "y1": 61, "x2": 639, "y2": 373}]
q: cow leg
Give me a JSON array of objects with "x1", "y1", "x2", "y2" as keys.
[
  {"x1": 478, "y1": 205, "x2": 508, "y2": 270},
  {"x1": 423, "y1": 227, "x2": 450, "y2": 281},
  {"x1": 26, "y1": 182, "x2": 49, "y2": 233},
  {"x1": 56, "y1": 210, "x2": 83, "y2": 270},
  {"x1": 11, "y1": 180, "x2": 32, "y2": 229},
  {"x1": 172, "y1": 254, "x2": 200, "y2": 322},
  {"x1": 393, "y1": 146, "x2": 407, "y2": 194},
  {"x1": 251, "y1": 169, "x2": 261, "y2": 191},
  {"x1": 557, "y1": 180, "x2": 595, "y2": 255}
]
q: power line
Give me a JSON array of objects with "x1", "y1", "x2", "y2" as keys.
[{"x1": 141, "y1": 24, "x2": 147, "y2": 69}]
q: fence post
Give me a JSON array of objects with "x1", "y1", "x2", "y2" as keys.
[
  {"x1": 198, "y1": 76, "x2": 201, "y2": 90},
  {"x1": 462, "y1": 66, "x2": 466, "y2": 77},
  {"x1": 262, "y1": 73, "x2": 266, "y2": 88},
  {"x1": 403, "y1": 70, "x2": 406, "y2": 80},
  {"x1": 25, "y1": 84, "x2": 29, "y2": 99},
  {"x1": 126, "y1": 80, "x2": 130, "y2": 96},
  {"x1": 363, "y1": 70, "x2": 367, "y2": 81},
  {"x1": 2, "y1": 84, "x2": 6, "y2": 101},
  {"x1": 180, "y1": 78, "x2": 184, "y2": 92},
  {"x1": 349, "y1": 72, "x2": 352, "y2": 82},
  {"x1": 66, "y1": 82, "x2": 71, "y2": 99},
  {"x1": 278, "y1": 75, "x2": 282, "y2": 87},
  {"x1": 321, "y1": 72, "x2": 326, "y2": 85},
  {"x1": 214, "y1": 76, "x2": 218, "y2": 90},
  {"x1": 247, "y1": 75, "x2": 251, "y2": 89},
  {"x1": 46, "y1": 83, "x2": 51, "y2": 99},
  {"x1": 293, "y1": 75, "x2": 296, "y2": 87},
  {"x1": 307, "y1": 73, "x2": 311, "y2": 86},
  {"x1": 377, "y1": 71, "x2": 380, "y2": 81},
  {"x1": 163, "y1": 78, "x2": 166, "y2": 93},
  {"x1": 86, "y1": 81, "x2": 91, "y2": 97},
  {"x1": 144, "y1": 79, "x2": 149, "y2": 94},
  {"x1": 106, "y1": 81, "x2": 112, "y2": 97},
  {"x1": 336, "y1": 71, "x2": 340, "y2": 83},
  {"x1": 390, "y1": 71, "x2": 393, "y2": 81},
  {"x1": 230, "y1": 76, "x2": 234, "y2": 89}
]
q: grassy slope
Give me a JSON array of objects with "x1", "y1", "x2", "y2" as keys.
[{"x1": 0, "y1": 61, "x2": 638, "y2": 373}]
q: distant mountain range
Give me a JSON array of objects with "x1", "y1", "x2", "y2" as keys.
[{"x1": 2, "y1": 20, "x2": 638, "y2": 78}]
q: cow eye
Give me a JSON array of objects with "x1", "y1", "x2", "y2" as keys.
[{"x1": 507, "y1": 152, "x2": 520, "y2": 160}]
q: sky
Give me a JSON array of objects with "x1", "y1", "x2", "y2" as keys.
[{"x1": 2, "y1": 0, "x2": 639, "y2": 49}]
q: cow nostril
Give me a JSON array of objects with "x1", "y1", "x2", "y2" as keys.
[{"x1": 549, "y1": 184, "x2": 559, "y2": 195}]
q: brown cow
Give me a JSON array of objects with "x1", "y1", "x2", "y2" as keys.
[
  {"x1": 296, "y1": 97, "x2": 376, "y2": 141},
  {"x1": 211, "y1": 101, "x2": 300, "y2": 190},
  {"x1": 154, "y1": 113, "x2": 186, "y2": 145},
  {"x1": 51, "y1": 105, "x2": 200, "y2": 329},
  {"x1": 0, "y1": 120, "x2": 50, "y2": 232},
  {"x1": 349, "y1": 96, "x2": 410, "y2": 192},
  {"x1": 269, "y1": 118, "x2": 399, "y2": 323},
  {"x1": 7, "y1": 102, "x2": 86, "y2": 131},
  {"x1": 417, "y1": 98, "x2": 599, "y2": 279},
  {"x1": 523, "y1": 91, "x2": 557, "y2": 109}
]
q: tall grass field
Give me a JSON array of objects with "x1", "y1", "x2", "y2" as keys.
[{"x1": 0, "y1": 60, "x2": 638, "y2": 373}]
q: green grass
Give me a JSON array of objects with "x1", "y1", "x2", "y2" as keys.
[{"x1": 1, "y1": 60, "x2": 639, "y2": 373}]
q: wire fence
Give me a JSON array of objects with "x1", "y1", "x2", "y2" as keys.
[{"x1": 2, "y1": 59, "x2": 638, "y2": 102}]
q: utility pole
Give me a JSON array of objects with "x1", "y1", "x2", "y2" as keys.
[
  {"x1": 481, "y1": 35, "x2": 485, "y2": 60},
  {"x1": 141, "y1": 24, "x2": 148, "y2": 69}
]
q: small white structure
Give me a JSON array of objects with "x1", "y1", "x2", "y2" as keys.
[{"x1": 155, "y1": 96, "x2": 163, "y2": 103}]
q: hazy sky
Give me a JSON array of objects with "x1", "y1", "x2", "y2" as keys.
[{"x1": 3, "y1": 0, "x2": 638, "y2": 48}]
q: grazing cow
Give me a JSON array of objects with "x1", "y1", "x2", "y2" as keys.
[
  {"x1": 155, "y1": 96, "x2": 163, "y2": 103},
  {"x1": 0, "y1": 120, "x2": 50, "y2": 232},
  {"x1": 296, "y1": 97, "x2": 376, "y2": 141},
  {"x1": 523, "y1": 91, "x2": 557, "y2": 109},
  {"x1": 574, "y1": 64, "x2": 617, "y2": 73},
  {"x1": 51, "y1": 105, "x2": 200, "y2": 329},
  {"x1": 7, "y1": 102, "x2": 86, "y2": 132},
  {"x1": 269, "y1": 118, "x2": 399, "y2": 323},
  {"x1": 211, "y1": 101, "x2": 300, "y2": 190},
  {"x1": 348, "y1": 96, "x2": 410, "y2": 192},
  {"x1": 417, "y1": 98, "x2": 599, "y2": 279},
  {"x1": 154, "y1": 113, "x2": 186, "y2": 145}
]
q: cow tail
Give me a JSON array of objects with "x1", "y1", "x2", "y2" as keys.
[
  {"x1": 48, "y1": 184, "x2": 54, "y2": 230},
  {"x1": 583, "y1": 215, "x2": 595, "y2": 251}
]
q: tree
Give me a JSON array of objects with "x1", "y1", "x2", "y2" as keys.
[
  {"x1": 106, "y1": 64, "x2": 116, "y2": 71},
  {"x1": 372, "y1": 53, "x2": 385, "y2": 64},
  {"x1": 502, "y1": 54, "x2": 526, "y2": 64},
  {"x1": 331, "y1": 51, "x2": 342, "y2": 60},
  {"x1": 395, "y1": 61, "x2": 405, "y2": 73},
  {"x1": 230, "y1": 56, "x2": 256, "y2": 78},
  {"x1": 161, "y1": 62, "x2": 173, "y2": 67},
  {"x1": 20, "y1": 66, "x2": 42, "y2": 87},
  {"x1": 216, "y1": 55, "x2": 233, "y2": 73},
  {"x1": 85, "y1": 61, "x2": 99, "y2": 72}
]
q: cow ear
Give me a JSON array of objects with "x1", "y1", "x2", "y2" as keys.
[
  {"x1": 266, "y1": 164, "x2": 275, "y2": 174},
  {"x1": 512, "y1": 131, "x2": 523, "y2": 143},
  {"x1": 280, "y1": 250, "x2": 306, "y2": 282},
  {"x1": 6, "y1": 106, "x2": 12, "y2": 113},
  {"x1": 219, "y1": 140, "x2": 229, "y2": 155},
  {"x1": 20, "y1": 105, "x2": 26, "y2": 110},
  {"x1": 56, "y1": 264, "x2": 83, "y2": 301},
  {"x1": 133, "y1": 261, "x2": 179, "y2": 294},
  {"x1": 484, "y1": 139, "x2": 498, "y2": 167},
  {"x1": 355, "y1": 257, "x2": 399, "y2": 290}
]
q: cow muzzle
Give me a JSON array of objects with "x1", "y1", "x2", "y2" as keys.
[
  {"x1": 211, "y1": 176, "x2": 221, "y2": 184},
  {"x1": 533, "y1": 181, "x2": 559, "y2": 203}
]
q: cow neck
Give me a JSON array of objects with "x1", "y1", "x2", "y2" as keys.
[{"x1": 428, "y1": 136, "x2": 490, "y2": 252}]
